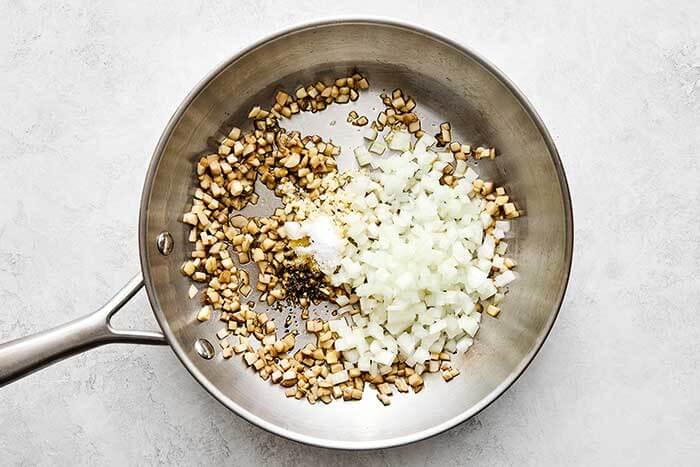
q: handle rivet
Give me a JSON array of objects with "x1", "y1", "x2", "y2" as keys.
[
  {"x1": 156, "y1": 232, "x2": 174, "y2": 255},
  {"x1": 194, "y1": 338, "x2": 215, "y2": 360}
]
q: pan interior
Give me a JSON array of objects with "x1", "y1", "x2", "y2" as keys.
[{"x1": 140, "y1": 21, "x2": 571, "y2": 449}]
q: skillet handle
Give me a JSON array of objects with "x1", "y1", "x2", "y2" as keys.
[{"x1": 0, "y1": 272, "x2": 167, "y2": 388}]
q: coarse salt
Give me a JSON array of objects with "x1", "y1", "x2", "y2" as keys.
[{"x1": 286, "y1": 214, "x2": 344, "y2": 275}]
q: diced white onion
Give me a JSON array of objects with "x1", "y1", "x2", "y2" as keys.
[
  {"x1": 312, "y1": 130, "x2": 518, "y2": 371},
  {"x1": 330, "y1": 370, "x2": 349, "y2": 385}
]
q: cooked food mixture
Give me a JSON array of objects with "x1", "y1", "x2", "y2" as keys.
[{"x1": 181, "y1": 72, "x2": 519, "y2": 405}]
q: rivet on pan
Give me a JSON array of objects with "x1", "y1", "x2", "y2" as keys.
[
  {"x1": 156, "y1": 231, "x2": 174, "y2": 255},
  {"x1": 194, "y1": 338, "x2": 215, "y2": 360}
]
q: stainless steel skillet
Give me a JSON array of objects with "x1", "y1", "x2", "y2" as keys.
[{"x1": 0, "y1": 19, "x2": 573, "y2": 450}]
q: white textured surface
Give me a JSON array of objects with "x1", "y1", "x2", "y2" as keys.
[{"x1": 1, "y1": 1, "x2": 699, "y2": 465}]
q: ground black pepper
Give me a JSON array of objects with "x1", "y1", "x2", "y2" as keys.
[{"x1": 280, "y1": 264, "x2": 327, "y2": 307}]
